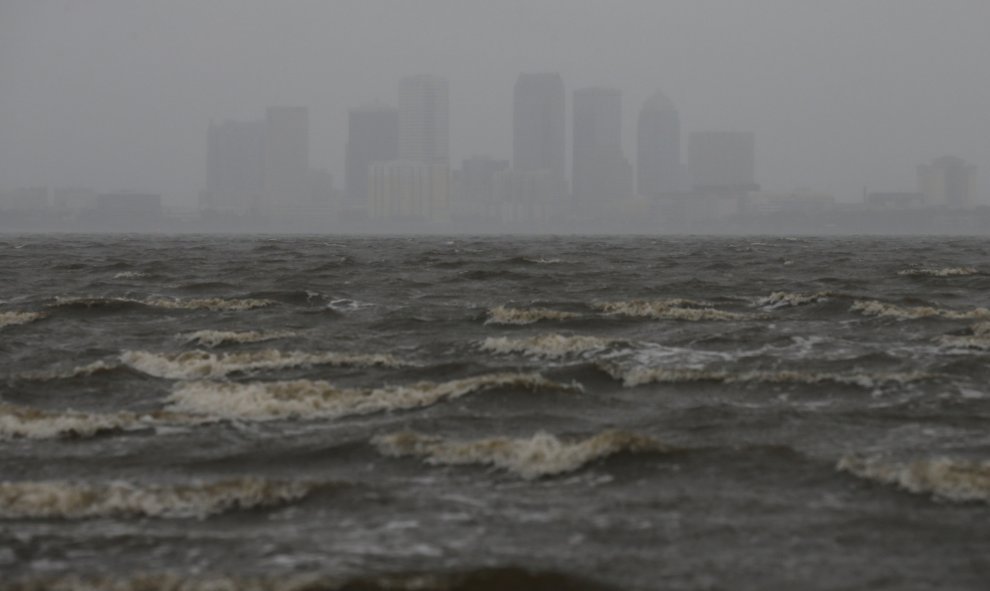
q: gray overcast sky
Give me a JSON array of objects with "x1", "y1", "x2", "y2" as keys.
[{"x1": 2, "y1": 0, "x2": 988, "y2": 207}]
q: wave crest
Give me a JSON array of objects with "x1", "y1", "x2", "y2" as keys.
[
  {"x1": 851, "y1": 300, "x2": 990, "y2": 320},
  {"x1": 598, "y1": 364, "x2": 933, "y2": 388},
  {"x1": 485, "y1": 305, "x2": 579, "y2": 325},
  {"x1": 0, "y1": 478, "x2": 317, "y2": 519},
  {"x1": 121, "y1": 349, "x2": 404, "y2": 380},
  {"x1": 481, "y1": 334, "x2": 615, "y2": 359},
  {"x1": 0, "y1": 403, "x2": 144, "y2": 440},
  {"x1": 757, "y1": 291, "x2": 833, "y2": 309},
  {"x1": 52, "y1": 296, "x2": 274, "y2": 312},
  {"x1": 838, "y1": 455, "x2": 990, "y2": 503},
  {"x1": 597, "y1": 299, "x2": 747, "y2": 321},
  {"x1": 897, "y1": 267, "x2": 979, "y2": 277},
  {"x1": 166, "y1": 372, "x2": 577, "y2": 421},
  {"x1": 0, "y1": 311, "x2": 45, "y2": 329},
  {"x1": 182, "y1": 330, "x2": 296, "y2": 348},
  {"x1": 373, "y1": 430, "x2": 670, "y2": 479},
  {"x1": 18, "y1": 360, "x2": 119, "y2": 382}
]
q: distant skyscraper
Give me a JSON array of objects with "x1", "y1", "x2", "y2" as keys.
[
  {"x1": 688, "y1": 131, "x2": 756, "y2": 192},
  {"x1": 572, "y1": 87, "x2": 631, "y2": 214},
  {"x1": 637, "y1": 92, "x2": 682, "y2": 196},
  {"x1": 513, "y1": 73, "x2": 566, "y2": 178},
  {"x1": 264, "y1": 106, "x2": 310, "y2": 211},
  {"x1": 398, "y1": 75, "x2": 449, "y2": 163},
  {"x1": 345, "y1": 105, "x2": 398, "y2": 211},
  {"x1": 917, "y1": 156, "x2": 977, "y2": 207},
  {"x1": 204, "y1": 119, "x2": 265, "y2": 212}
]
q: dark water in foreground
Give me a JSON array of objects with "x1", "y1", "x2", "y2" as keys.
[{"x1": 1, "y1": 235, "x2": 989, "y2": 590}]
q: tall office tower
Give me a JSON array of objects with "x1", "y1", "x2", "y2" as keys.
[
  {"x1": 345, "y1": 105, "x2": 398, "y2": 212},
  {"x1": 917, "y1": 156, "x2": 978, "y2": 207},
  {"x1": 204, "y1": 119, "x2": 265, "y2": 212},
  {"x1": 513, "y1": 73, "x2": 566, "y2": 177},
  {"x1": 688, "y1": 131, "x2": 756, "y2": 192},
  {"x1": 398, "y1": 75, "x2": 449, "y2": 163},
  {"x1": 263, "y1": 106, "x2": 310, "y2": 211},
  {"x1": 572, "y1": 87, "x2": 631, "y2": 214},
  {"x1": 637, "y1": 92, "x2": 682, "y2": 196}
]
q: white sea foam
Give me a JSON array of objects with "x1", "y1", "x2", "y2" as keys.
[
  {"x1": 756, "y1": 291, "x2": 833, "y2": 309},
  {"x1": 121, "y1": 349, "x2": 404, "y2": 380},
  {"x1": 18, "y1": 360, "x2": 118, "y2": 382},
  {"x1": 166, "y1": 372, "x2": 576, "y2": 421},
  {"x1": 485, "y1": 305, "x2": 580, "y2": 325},
  {"x1": 0, "y1": 311, "x2": 45, "y2": 329},
  {"x1": 897, "y1": 267, "x2": 979, "y2": 277},
  {"x1": 182, "y1": 330, "x2": 297, "y2": 348},
  {"x1": 851, "y1": 300, "x2": 990, "y2": 320},
  {"x1": 480, "y1": 333, "x2": 616, "y2": 359},
  {"x1": 0, "y1": 403, "x2": 146, "y2": 440},
  {"x1": 597, "y1": 299, "x2": 747, "y2": 321},
  {"x1": 938, "y1": 321, "x2": 990, "y2": 349},
  {"x1": 838, "y1": 455, "x2": 990, "y2": 503},
  {"x1": 0, "y1": 478, "x2": 317, "y2": 519},
  {"x1": 598, "y1": 363, "x2": 933, "y2": 388},
  {"x1": 52, "y1": 296, "x2": 274, "y2": 311},
  {"x1": 373, "y1": 430, "x2": 670, "y2": 479},
  {"x1": 112, "y1": 271, "x2": 150, "y2": 279}
]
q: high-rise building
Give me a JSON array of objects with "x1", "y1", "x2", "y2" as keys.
[
  {"x1": 204, "y1": 119, "x2": 265, "y2": 212},
  {"x1": 917, "y1": 156, "x2": 978, "y2": 207},
  {"x1": 688, "y1": 131, "x2": 757, "y2": 192},
  {"x1": 637, "y1": 92, "x2": 682, "y2": 196},
  {"x1": 572, "y1": 87, "x2": 631, "y2": 214},
  {"x1": 263, "y1": 106, "x2": 310, "y2": 212},
  {"x1": 345, "y1": 105, "x2": 398, "y2": 212},
  {"x1": 513, "y1": 73, "x2": 566, "y2": 178},
  {"x1": 398, "y1": 75, "x2": 449, "y2": 163}
]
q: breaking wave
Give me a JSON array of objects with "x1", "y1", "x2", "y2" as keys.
[
  {"x1": 52, "y1": 296, "x2": 275, "y2": 312},
  {"x1": 838, "y1": 455, "x2": 990, "y2": 504},
  {"x1": 0, "y1": 311, "x2": 45, "y2": 329},
  {"x1": 182, "y1": 330, "x2": 297, "y2": 348},
  {"x1": 17, "y1": 360, "x2": 119, "y2": 382},
  {"x1": 485, "y1": 305, "x2": 580, "y2": 325},
  {"x1": 597, "y1": 299, "x2": 747, "y2": 321},
  {"x1": 897, "y1": 267, "x2": 979, "y2": 277},
  {"x1": 166, "y1": 373, "x2": 577, "y2": 421},
  {"x1": 373, "y1": 430, "x2": 670, "y2": 480},
  {"x1": 757, "y1": 291, "x2": 834, "y2": 309},
  {"x1": 0, "y1": 403, "x2": 146, "y2": 440},
  {"x1": 851, "y1": 300, "x2": 990, "y2": 320},
  {"x1": 120, "y1": 349, "x2": 405, "y2": 380},
  {"x1": 598, "y1": 363, "x2": 934, "y2": 388},
  {"x1": 0, "y1": 477, "x2": 318, "y2": 519},
  {"x1": 939, "y1": 322, "x2": 990, "y2": 350},
  {"x1": 480, "y1": 334, "x2": 617, "y2": 359}
]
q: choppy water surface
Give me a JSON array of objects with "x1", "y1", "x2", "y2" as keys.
[{"x1": 1, "y1": 235, "x2": 989, "y2": 590}]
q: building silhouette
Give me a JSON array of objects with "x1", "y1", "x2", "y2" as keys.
[
  {"x1": 398, "y1": 75, "x2": 449, "y2": 163},
  {"x1": 513, "y1": 73, "x2": 566, "y2": 178},
  {"x1": 637, "y1": 92, "x2": 682, "y2": 196},
  {"x1": 345, "y1": 105, "x2": 398, "y2": 214},
  {"x1": 918, "y1": 156, "x2": 978, "y2": 208},
  {"x1": 572, "y1": 87, "x2": 632, "y2": 216}
]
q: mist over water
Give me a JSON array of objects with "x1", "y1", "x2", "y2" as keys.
[{"x1": 1, "y1": 235, "x2": 989, "y2": 589}]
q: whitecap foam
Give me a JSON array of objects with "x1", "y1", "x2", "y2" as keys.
[
  {"x1": 0, "y1": 311, "x2": 45, "y2": 329},
  {"x1": 166, "y1": 372, "x2": 577, "y2": 421},
  {"x1": 121, "y1": 348, "x2": 405, "y2": 380},
  {"x1": 0, "y1": 477, "x2": 317, "y2": 519},
  {"x1": 851, "y1": 300, "x2": 990, "y2": 320},
  {"x1": 52, "y1": 296, "x2": 274, "y2": 312},
  {"x1": 182, "y1": 330, "x2": 296, "y2": 348},
  {"x1": 0, "y1": 403, "x2": 145, "y2": 440},
  {"x1": 480, "y1": 334, "x2": 616, "y2": 359},
  {"x1": 938, "y1": 321, "x2": 990, "y2": 349},
  {"x1": 597, "y1": 299, "x2": 747, "y2": 321},
  {"x1": 897, "y1": 267, "x2": 979, "y2": 277},
  {"x1": 17, "y1": 360, "x2": 118, "y2": 382},
  {"x1": 112, "y1": 271, "x2": 150, "y2": 279},
  {"x1": 598, "y1": 364, "x2": 933, "y2": 388},
  {"x1": 373, "y1": 430, "x2": 670, "y2": 479},
  {"x1": 838, "y1": 455, "x2": 990, "y2": 503},
  {"x1": 756, "y1": 291, "x2": 833, "y2": 309},
  {"x1": 484, "y1": 305, "x2": 579, "y2": 325}
]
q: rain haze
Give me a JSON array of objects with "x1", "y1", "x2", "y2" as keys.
[{"x1": 1, "y1": 0, "x2": 989, "y2": 232}]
